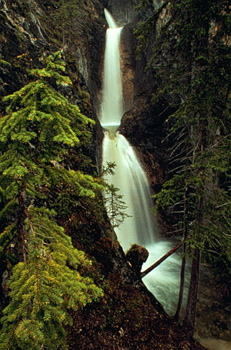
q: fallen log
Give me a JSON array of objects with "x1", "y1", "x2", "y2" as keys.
[{"x1": 140, "y1": 240, "x2": 183, "y2": 278}]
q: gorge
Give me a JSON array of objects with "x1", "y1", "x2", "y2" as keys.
[
  {"x1": 0, "y1": 0, "x2": 231, "y2": 349},
  {"x1": 100, "y1": 8, "x2": 189, "y2": 316}
]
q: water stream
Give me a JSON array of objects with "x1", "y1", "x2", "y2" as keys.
[{"x1": 99, "y1": 9, "x2": 188, "y2": 316}]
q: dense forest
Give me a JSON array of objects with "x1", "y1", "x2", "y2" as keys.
[
  {"x1": 135, "y1": 0, "x2": 231, "y2": 334},
  {"x1": 0, "y1": 0, "x2": 231, "y2": 349}
]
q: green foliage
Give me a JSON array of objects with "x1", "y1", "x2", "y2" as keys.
[
  {"x1": 54, "y1": 0, "x2": 84, "y2": 45},
  {"x1": 136, "y1": 0, "x2": 231, "y2": 268},
  {"x1": 136, "y1": 0, "x2": 231, "y2": 330},
  {"x1": 0, "y1": 51, "x2": 104, "y2": 349},
  {"x1": 103, "y1": 184, "x2": 130, "y2": 230},
  {"x1": 102, "y1": 162, "x2": 130, "y2": 235},
  {"x1": 0, "y1": 50, "x2": 100, "y2": 201},
  {"x1": 0, "y1": 206, "x2": 103, "y2": 350}
]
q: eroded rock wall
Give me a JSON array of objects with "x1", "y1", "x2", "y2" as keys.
[
  {"x1": 0, "y1": 0, "x2": 105, "y2": 109},
  {"x1": 104, "y1": 0, "x2": 140, "y2": 25},
  {"x1": 118, "y1": 6, "x2": 167, "y2": 197}
]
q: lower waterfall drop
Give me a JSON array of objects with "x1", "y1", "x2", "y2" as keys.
[
  {"x1": 99, "y1": 9, "x2": 189, "y2": 315},
  {"x1": 103, "y1": 130, "x2": 156, "y2": 251}
]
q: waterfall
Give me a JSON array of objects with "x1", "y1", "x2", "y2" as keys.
[
  {"x1": 103, "y1": 132, "x2": 156, "y2": 250},
  {"x1": 100, "y1": 17, "x2": 123, "y2": 130},
  {"x1": 100, "y1": 8, "x2": 157, "y2": 251},
  {"x1": 99, "y1": 9, "x2": 189, "y2": 315}
]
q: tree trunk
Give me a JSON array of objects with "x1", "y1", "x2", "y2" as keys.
[
  {"x1": 175, "y1": 134, "x2": 191, "y2": 321},
  {"x1": 183, "y1": 248, "x2": 200, "y2": 337},
  {"x1": 174, "y1": 242, "x2": 186, "y2": 321}
]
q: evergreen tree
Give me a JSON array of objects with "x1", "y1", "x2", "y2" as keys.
[
  {"x1": 54, "y1": 0, "x2": 84, "y2": 45},
  {"x1": 104, "y1": 184, "x2": 130, "y2": 230},
  {"x1": 135, "y1": 0, "x2": 231, "y2": 336},
  {"x1": 101, "y1": 162, "x2": 130, "y2": 246},
  {"x1": 0, "y1": 51, "x2": 103, "y2": 349}
]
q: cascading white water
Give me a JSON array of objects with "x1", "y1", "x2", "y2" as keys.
[
  {"x1": 103, "y1": 132, "x2": 156, "y2": 250},
  {"x1": 104, "y1": 8, "x2": 117, "y2": 29},
  {"x1": 100, "y1": 10, "x2": 123, "y2": 132},
  {"x1": 100, "y1": 9, "x2": 157, "y2": 251},
  {"x1": 100, "y1": 9, "x2": 189, "y2": 315}
]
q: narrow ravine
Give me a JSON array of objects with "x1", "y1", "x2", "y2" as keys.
[{"x1": 99, "y1": 9, "x2": 189, "y2": 316}]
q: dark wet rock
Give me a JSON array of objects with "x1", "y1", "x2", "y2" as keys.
[
  {"x1": 126, "y1": 244, "x2": 149, "y2": 276},
  {"x1": 105, "y1": 0, "x2": 140, "y2": 26}
]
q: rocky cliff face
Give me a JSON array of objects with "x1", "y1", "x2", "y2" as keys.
[
  {"x1": 0, "y1": 0, "x2": 105, "y2": 110},
  {"x1": 115, "y1": 9, "x2": 169, "y2": 232},
  {"x1": 105, "y1": 0, "x2": 140, "y2": 25}
]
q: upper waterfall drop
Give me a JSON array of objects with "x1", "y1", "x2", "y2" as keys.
[
  {"x1": 100, "y1": 11, "x2": 123, "y2": 131},
  {"x1": 104, "y1": 8, "x2": 118, "y2": 29}
]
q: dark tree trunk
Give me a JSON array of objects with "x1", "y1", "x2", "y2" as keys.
[
  {"x1": 183, "y1": 248, "x2": 200, "y2": 337},
  {"x1": 175, "y1": 141, "x2": 190, "y2": 321},
  {"x1": 174, "y1": 242, "x2": 186, "y2": 321}
]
